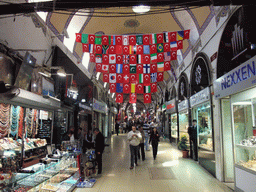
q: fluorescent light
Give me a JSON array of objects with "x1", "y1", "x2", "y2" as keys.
[
  {"x1": 104, "y1": 82, "x2": 107, "y2": 88},
  {"x1": 132, "y1": 5, "x2": 150, "y2": 14},
  {"x1": 96, "y1": 72, "x2": 100, "y2": 80},
  {"x1": 233, "y1": 101, "x2": 252, "y2": 105},
  {"x1": 57, "y1": 68, "x2": 66, "y2": 77}
]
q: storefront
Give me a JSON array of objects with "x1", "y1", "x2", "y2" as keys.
[
  {"x1": 78, "y1": 103, "x2": 92, "y2": 133},
  {"x1": 166, "y1": 99, "x2": 178, "y2": 144},
  {"x1": 93, "y1": 99, "x2": 108, "y2": 137},
  {"x1": 178, "y1": 99, "x2": 189, "y2": 141},
  {"x1": 110, "y1": 107, "x2": 118, "y2": 135}
]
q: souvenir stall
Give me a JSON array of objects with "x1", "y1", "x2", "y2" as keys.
[{"x1": 166, "y1": 99, "x2": 178, "y2": 144}]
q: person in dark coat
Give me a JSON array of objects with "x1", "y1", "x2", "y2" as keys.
[
  {"x1": 149, "y1": 127, "x2": 160, "y2": 160},
  {"x1": 93, "y1": 128, "x2": 105, "y2": 174},
  {"x1": 115, "y1": 121, "x2": 119, "y2": 136},
  {"x1": 188, "y1": 119, "x2": 198, "y2": 161},
  {"x1": 83, "y1": 129, "x2": 94, "y2": 153}
]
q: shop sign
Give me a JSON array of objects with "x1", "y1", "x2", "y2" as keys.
[
  {"x1": 110, "y1": 107, "x2": 118, "y2": 114},
  {"x1": 190, "y1": 87, "x2": 210, "y2": 107},
  {"x1": 79, "y1": 103, "x2": 91, "y2": 111},
  {"x1": 93, "y1": 99, "x2": 108, "y2": 114},
  {"x1": 178, "y1": 99, "x2": 189, "y2": 112},
  {"x1": 214, "y1": 55, "x2": 256, "y2": 99},
  {"x1": 166, "y1": 99, "x2": 176, "y2": 114}
]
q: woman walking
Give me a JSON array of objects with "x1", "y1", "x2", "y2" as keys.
[{"x1": 149, "y1": 127, "x2": 160, "y2": 160}]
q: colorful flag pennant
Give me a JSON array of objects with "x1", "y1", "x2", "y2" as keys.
[
  {"x1": 137, "y1": 64, "x2": 143, "y2": 74},
  {"x1": 76, "y1": 33, "x2": 82, "y2": 42},
  {"x1": 129, "y1": 93, "x2": 137, "y2": 103},
  {"x1": 103, "y1": 73, "x2": 109, "y2": 82},
  {"x1": 144, "y1": 93, "x2": 151, "y2": 103},
  {"x1": 110, "y1": 83, "x2": 116, "y2": 93},
  {"x1": 131, "y1": 83, "x2": 136, "y2": 93},
  {"x1": 109, "y1": 64, "x2": 116, "y2": 73},
  {"x1": 123, "y1": 74, "x2": 130, "y2": 83},
  {"x1": 144, "y1": 85, "x2": 151, "y2": 93},
  {"x1": 143, "y1": 64, "x2": 150, "y2": 74},
  {"x1": 157, "y1": 62, "x2": 164, "y2": 72},
  {"x1": 109, "y1": 73, "x2": 116, "y2": 83},
  {"x1": 136, "y1": 84, "x2": 144, "y2": 94},
  {"x1": 116, "y1": 93, "x2": 123, "y2": 103},
  {"x1": 138, "y1": 74, "x2": 143, "y2": 84},
  {"x1": 81, "y1": 34, "x2": 88, "y2": 43},
  {"x1": 123, "y1": 83, "x2": 131, "y2": 93},
  {"x1": 151, "y1": 72, "x2": 157, "y2": 83},
  {"x1": 136, "y1": 35, "x2": 143, "y2": 45},
  {"x1": 116, "y1": 64, "x2": 123, "y2": 73},
  {"x1": 116, "y1": 83, "x2": 123, "y2": 93},
  {"x1": 130, "y1": 64, "x2": 137, "y2": 74},
  {"x1": 151, "y1": 82, "x2": 157, "y2": 92}
]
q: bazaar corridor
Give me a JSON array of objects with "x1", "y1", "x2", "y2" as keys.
[{"x1": 75, "y1": 134, "x2": 233, "y2": 192}]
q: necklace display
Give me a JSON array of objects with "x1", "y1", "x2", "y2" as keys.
[
  {"x1": 18, "y1": 107, "x2": 24, "y2": 139},
  {"x1": 10, "y1": 105, "x2": 20, "y2": 137},
  {"x1": 0, "y1": 103, "x2": 10, "y2": 139},
  {"x1": 26, "y1": 108, "x2": 33, "y2": 137}
]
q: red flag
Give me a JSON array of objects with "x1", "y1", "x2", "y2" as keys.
[
  {"x1": 116, "y1": 74, "x2": 123, "y2": 83},
  {"x1": 171, "y1": 51, "x2": 177, "y2": 60},
  {"x1": 123, "y1": 64, "x2": 130, "y2": 74},
  {"x1": 144, "y1": 93, "x2": 151, "y2": 103},
  {"x1": 143, "y1": 54, "x2": 150, "y2": 64},
  {"x1": 103, "y1": 73, "x2": 109, "y2": 82},
  {"x1": 116, "y1": 45, "x2": 123, "y2": 54},
  {"x1": 110, "y1": 83, "x2": 116, "y2": 93},
  {"x1": 164, "y1": 61, "x2": 171, "y2": 71},
  {"x1": 129, "y1": 35, "x2": 136, "y2": 45},
  {"x1": 82, "y1": 44, "x2": 89, "y2": 52},
  {"x1": 157, "y1": 53, "x2": 164, "y2": 62},
  {"x1": 123, "y1": 83, "x2": 131, "y2": 93},
  {"x1": 151, "y1": 63, "x2": 157, "y2": 73},
  {"x1": 151, "y1": 83, "x2": 157, "y2": 92},
  {"x1": 143, "y1": 34, "x2": 150, "y2": 45},
  {"x1": 95, "y1": 44, "x2": 102, "y2": 54},
  {"x1": 177, "y1": 40, "x2": 183, "y2": 49},
  {"x1": 116, "y1": 93, "x2": 123, "y2": 103},
  {"x1": 150, "y1": 44, "x2": 157, "y2": 54},
  {"x1": 129, "y1": 93, "x2": 137, "y2": 103},
  {"x1": 102, "y1": 54, "x2": 109, "y2": 64},
  {"x1": 184, "y1": 30, "x2": 190, "y2": 39},
  {"x1": 102, "y1": 35, "x2": 109, "y2": 45},
  {"x1": 116, "y1": 35, "x2": 122, "y2": 45},
  {"x1": 102, "y1": 64, "x2": 109, "y2": 73},
  {"x1": 116, "y1": 54, "x2": 122, "y2": 64},
  {"x1": 136, "y1": 84, "x2": 144, "y2": 94},
  {"x1": 170, "y1": 32, "x2": 177, "y2": 42},
  {"x1": 137, "y1": 45, "x2": 143, "y2": 54},
  {"x1": 164, "y1": 43, "x2": 170, "y2": 52},
  {"x1": 144, "y1": 74, "x2": 151, "y2": 84},
  {"x1": 123, "y1": 45, "x2": 129, "y2": 54},
  {"x1": 157, "y1": 72, "x2": 164, "y2": 82},
  {"x1": 123, "y1": 74, "x2": 130, "y2": 83},
  {"x1": 137, "y1": 64, "x2": 143, "y2": 74},
  {"x1": 130, "y1": 74, "x2": 137, "y2": 83},
  {"x1": 130, "y1": 55, "x2": 137, "y2": 64},
  {"x1": 89, "y1": 53, "x2": 95, "y2": 62},
  {"x1": 89, "y1": 34, "x2": 95, "y2": 44},
  {"x1": 109, "y1": 45, "x2": 116, "y2": 54},
  {"x1": 157, "y1": 33, "x2": 164, "y2": 44},
  {"x1": 109, "y1": 64, "x2": 116, "y2": 73},
  {"x1": 96, "y1": 63, "x2": 102, "y2": 72},
  {"x1": 75, "y1": 33, "x2": 82, "y2": 42}
]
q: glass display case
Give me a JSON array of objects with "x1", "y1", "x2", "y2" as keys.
[
  {"x1": 178, "y1": 110, "x2": 189, "y2": 141},
  {"x1": 171, "y1": 113, "x2": 178, "y2": 139}
]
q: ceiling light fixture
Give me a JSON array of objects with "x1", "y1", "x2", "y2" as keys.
[{"x1": 132, "y1": 5, "x2": 150, "y2": 14}]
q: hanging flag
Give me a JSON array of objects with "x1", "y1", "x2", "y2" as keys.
[
  {"x1": 150, "y1": 34, "x2": 157, "y2": 44},
  {"x1": 136, "y1": 84, "x2": 144, "y2": 94},
  {"x1": 102, "y1": 45, "x2": 109, "y2": 54},
  {"x1": 108, "y1": 45, "x2": 116, "y2": 54},
  {"x1": 102, "y1": 35, "x2": 109, "y2": 45},
  {"x1": 116, "y1": 45, "x2": 122, "y2": 54},
  {"x1": 89, "y1": 53, "x2": 95, "y2": 62},
  {"x1": 164, "y1": 43, "x2": 170, "y2": 52},
  {"x1": 130, "y1": 74, "x2": 137, "y2": 83},
  {"x1": 150, "y1": 53, "x2": 157, "y2": 63},
  {"x1": 117, "y1": 73, "x2": 123, "y2": 83},
  {"x1": 137, "y1": 64, "x2": 143, "y2": 74},
  {"x1": 150, "y1": 44, "x2": 157, "y2": 54},
  {"x1": 171, "y1": 51, "x2": 177, "y2": 60},
  {"x1": 102, "y1": 64, "x2": 109, "y2": 73},
  {"x1": 123, "y1": 83, "x2": 131, "y2": 93},
  {"x1": 130, "y1": 64, "x2": 137, "y2": 74},
  {"x1": 129, "y1": 45, "x2": 136, "y2": 55},
  {"x1": 89, "y1": 44, "x2": 94, "y2": 53},
  {"x1": 109, "y1": 73, "x2": 116, "y2": 83},
  {"x1": 116, "y1": 55, "x2": 123, "y2": 64},
  {"x1": 137, "y1": 54, "x2": 142, "y2": 64},
  {"x1": 123, "y1": 35, "x2": 129, "y2": 45},
  {"x1": 123, "y1": 74, "x2": 130, "y2": 83},
  {"x1": 88, "y1": 34, "x2": 95, "y2": 44},
  {"x1": 157, "y1": 72, "x2": 164, "y2": 82},
  {"x1": 163, "y1": 32, "x2": 170, "y2": 43},
  {"x1": 103, "y1": 73, "x2": 109, "y2": 82},
  {"x1": 76, "y1": 33, "x2": 82, "y2": 42},
  {"x1": 170, "y1": 41, "x2": 177, "y2": 51},
  {"x1": 142, "y1": 54, "x2": 150, "y2": 64},
  {"x1": 151, "y1": 82, "x2": 157, "y2": 92},
  {"x1": 109, "y1": 64, "x2": 116, "y2": 73},
  {"x1": 116, "y1": 35, "x2": 122, "y2": 45},
  {"x1": 123, "y1": 55, "x2": 129, "y2": 64},
  {"x1": 82, "y1": 44, "x2": 89, "y2": 52},
  {"x1": 143, "y1": 34, "x2": 150, "y2": 45},
  {"x1": 102, "y1": 54, "x2": 109, "y2": 64},
  {"x1": 123, "y1": 45, "x2": 129, "y2": 55},
  {"x1": 138, "y1": 74, "x2": 143, "y2": 84},
  {"x1": 123, "y1": 64, "x2": 130, "y2": 74},
  {"x1": 184, "y1": 29, "x2": 190, "y2": 39},
  {"x1": 95, "y1": 35, "x2": 102, "y2": 44},
  {"x1": 143, "y1": 64, "x2": 150, "y2": 74},
  {"x1": 131, "y1": 83, "x2": 136, "y2": 93},
  {"x1": 96, "y1": 63, "x2": 102, "y2": 72},
  {"x1": 116, "y1": 64, "x2": 123, "y2": 73},
  {"x1": 81, "y1": 34, "x2": 88, "y2": 43},
  {"x1": 157, "y1": 33, "x2": 164, "y2": 44},
  {"x1": 164, "y1": 61, "x2": 171, "y2": 71},
  {"x1": 95, "y1": 45, "x2": 102, "y2": 54},
  {"x1": 110, "y1": 83, "x2": 116, "y2": 93},
  {"x1": 116, "y1": 83, "x2": 123, "y2": 93},
  {"x1": 143, "y1": 45, "x2": 150, "y2": 54},
  {"x1": 177, "y1": 40, "x2": 183, "y2": 50},
  {"x1": 164, "y1": 52, "x2": 171, "y2": 61},
  {"x1": 151, "y1": 72, "x2": 157, "y2": 83},
  {"x1": 144, "y1": 85, "x2": 151, "y2": 93},
  {"x1": 170, "y1": 32, "x2": 177, "y2": 42},
  {"x1": 157, "y1": 43, "x2": 164, "y2": 53},
  {"x1": 144, "y1": 74, "x2": 151, "y2": 84},
  {"x1": 95, "y1": 54, "x2": 102, "y2": 63},
  {"x1": 130, "y1": 55, "x2": 137, "y2": 64},
  {"x1": 151, "y1": 63, "x2": 157, "y2": 73},
  {"x1": 157, "y1": 62, "x2": 164, "y2": 72},
  {"x1": 116, "y1": 93, "x2": 123, "y2": 103},
  {"x1": 129, "y1": 93, "x2": 137, "y2": 104},
  {"x1": 109, "y1": 54, "x2": 116, "y2": 64},
  {"x1": 144, "y1": 93, "x2": 151, "y2": 103},
  {"x1": 110, "y1": 35, "x2": 116, "y2": 45},
  {"x1": 129, "y1": 35, "x2": 136, "y2": 45},
  {"x1": 137, "y1": 45, "x2": 143, "y2": 54},
  {"x1": 157, "y1": 53, "x2": 164, "y2": 62},
  {"x1": 177, "y1": 31, "x2": 184, "y2": 40},
  {"x1": 136, "y1": 35, "x2": 143, "y2": 45}
]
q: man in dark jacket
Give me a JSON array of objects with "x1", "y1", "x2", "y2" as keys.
[
  {"x1": 93, "y1": 128, "x2": 105, "y2": 174},
  {"x1": 188, "y1": 119, "x2": 198, "y2": 161}
]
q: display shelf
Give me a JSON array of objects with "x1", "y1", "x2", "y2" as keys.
[
  {"x1": 198, "y1": 145, "x2": 213, "y2": 151},
  {"x1": 236, "y1": 144, "x2": 256, "y2": 150}
]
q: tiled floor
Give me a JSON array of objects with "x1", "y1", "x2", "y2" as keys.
[{"x1": 75, "y1": 134, "x2": 233, "y2": 192}]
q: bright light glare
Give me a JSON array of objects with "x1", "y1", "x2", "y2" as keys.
[
  {"x1": 162, "y1": 160, "x2": 179, "y2": 167},
  {"x1": 96, "y1": 72, "x2": 100, "y2": 80},
  {"x1": 132, "y1": 5, "x2": 150, "y2": 14},
  {"x1": 82, "y1": 53, "x2": 90, "y2": 69}
]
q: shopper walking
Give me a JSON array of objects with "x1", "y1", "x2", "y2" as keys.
[
  {"x1": 93, "y1": 128, "x2": 105, "y2": 174},
  {"x1": 149, "y1": 127, "x2": 160, "y2": 160},
  {"x1": 115, "y1": 121, "x2": 119, "y2": 136},
  {"x1": 127, "y1": 126, "x2": 142, "y2": 169},
  {"x1": 138, "y1": 126, "x2": 145, "y2": 161},
  {"x1": 188, "y1": 119, "x2": 198, "y2": 161}
]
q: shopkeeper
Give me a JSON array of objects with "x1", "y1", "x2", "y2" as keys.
[{"x1": 63, "y1": 126, "x2": 75, "y2": 142}]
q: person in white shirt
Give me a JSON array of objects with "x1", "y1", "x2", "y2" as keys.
[{"x1": 127, "y1": 126, "x2": 142, "y2": 169}]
